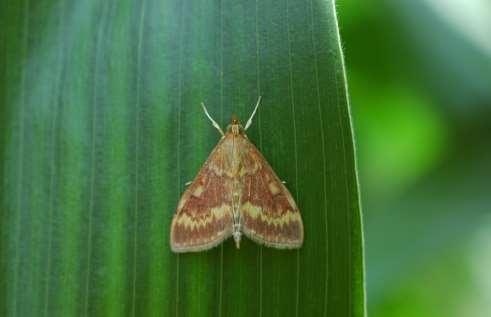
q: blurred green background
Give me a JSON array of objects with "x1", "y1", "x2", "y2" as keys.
[{"x1": 337, "y1": 0, "x2": 491, "y2": 316}]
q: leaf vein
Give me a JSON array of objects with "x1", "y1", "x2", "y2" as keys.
[
  {"x1": 309, "y1": 0, "x2": 330, "y2": 315},
  {"x1": 131, "y1": 1, "x2": 147, "y2": 316},
  {"x1": 12, "y1": 1, "x2": 30, "y2": 316},
  {"x1": 174, "y1": 0, "x2": 186, "y2": 315},
  {"x1": 218, "y1": 1, "x2": 224, "y2": 316},
  {"x1": 255, "y1": 1, "x2": 263, "y2": 316},
  {"x1": 44, "y1": 3, "x2": 65, "y2": 316},
  {"x1": 285, "y1": 1, "x2": 300, "y2": 316}
]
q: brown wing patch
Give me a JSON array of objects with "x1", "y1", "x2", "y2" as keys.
[
  {"x1": 170, "y1": 137, "x2": 234, "y2": 252},
  {"x1": 239, "y1": 138, "x2": 304, "y2": 248}
]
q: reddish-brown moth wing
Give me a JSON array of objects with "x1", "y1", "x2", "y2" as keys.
[
  {"x1": 238, "y1": 136, "x2": 303, "y2": 248},
  {"x1": 170, "y1": 136, "x2": 234, "y2": 252},
  {"x1": 170, "y1": 97, "x2": 304, "y2": 252}
]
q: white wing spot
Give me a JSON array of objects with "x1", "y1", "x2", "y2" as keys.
[
  {"x1": 268, "y1": 182, "x2": 280, "y2": 195},
  {"x1": 192, "y1": 186, "x2": 204, "y2": 197}
]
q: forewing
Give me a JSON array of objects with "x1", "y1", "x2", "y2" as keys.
[
  {"x1": 170, "y1": 136, "x2": 234, "y2": 252},
  {"x1": 239, "y1": 137, "x2": 304, "y2": 248}
]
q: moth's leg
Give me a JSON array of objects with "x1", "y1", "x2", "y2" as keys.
[
  {"x1": 185, "y1": 181, "x2": 192, "y2": 186},
  {"x1": 201, "y1": 102, "x2": 225, "y2": 136},
  {"x1": 281, "y1": 181, "x2": 286, "y2": 184},
  {"x1": 244, "y1": 95, "x2": 262, "y2": 131}
]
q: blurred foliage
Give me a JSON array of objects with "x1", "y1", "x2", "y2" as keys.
[{"x1": 337, "y1": 0, "x2": 491, "y2": 316}]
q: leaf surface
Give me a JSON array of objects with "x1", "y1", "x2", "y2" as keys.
[{"x1": 0, "y1": 0, "x2": 365, "y2": 316}]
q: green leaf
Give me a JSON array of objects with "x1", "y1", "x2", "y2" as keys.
[{"x1": 0, "y1": 0, "x2": 364, "y2": 316}]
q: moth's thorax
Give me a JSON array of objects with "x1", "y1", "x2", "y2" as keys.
[
  {"x1": 226, "y1": 115, "x2": 244, "y2": 136},
  {"x1": 221, "y1": 131, "x2": 244, "y2": 178},
  {"x1": 226, "y1": 123, "x2": 244, "y2": 136}
]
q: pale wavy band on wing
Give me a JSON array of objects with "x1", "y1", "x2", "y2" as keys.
[{"x1": 171, "y1": 204, "x2": 233, "y2": 252}]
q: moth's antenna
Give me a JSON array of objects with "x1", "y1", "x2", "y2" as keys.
[
  {"x1": 201, "y1": 102, "x2": 225, "y2": 136},
  {"x1": 244, "y1": 96, "x2": 262, "y2": 131}
]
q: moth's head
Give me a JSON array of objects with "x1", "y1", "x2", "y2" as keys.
[{"x1": 227, "y1": 114, "x2": 244, "y2": 135}]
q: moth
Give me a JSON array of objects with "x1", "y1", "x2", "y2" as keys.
[{"x1": 170, "y1": 97, "x2": 304, "y2": 252}]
